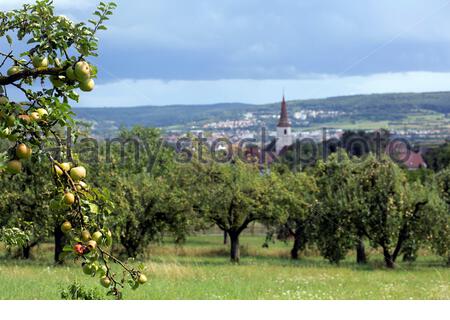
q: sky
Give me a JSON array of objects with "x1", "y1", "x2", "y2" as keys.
[{"x1": 3, "y1": 0, "x2": 450, "y2": 106}]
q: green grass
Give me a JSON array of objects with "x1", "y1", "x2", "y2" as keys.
[
  {"x1": 0, "y1": 235, "x2": 448, "y2": 300},
  {"x1": 302, "y1": 111, "x2": 450, "y2": 132}
]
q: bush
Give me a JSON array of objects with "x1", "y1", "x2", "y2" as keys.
[{"x1": 60, "y1": 281, "x2": 104, "y2": 300}]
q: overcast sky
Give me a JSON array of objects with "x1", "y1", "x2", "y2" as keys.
[{"x1": 3, "y1": 0, "x2": 450, "y2": 106}]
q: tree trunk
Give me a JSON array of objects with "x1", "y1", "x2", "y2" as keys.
[
  {"x1": 382, "y1": 246, "x2": 394, "y2": 269},
  {"x1": 22, "y1": 244, "x2": 32, "y2": 259},
  {"x1": 229, "y1": 231, "x2": 240, "y2": 263},
  {"x1": 54, "y1": 224, "x2": 65, "y2": 264},
  {"x1": 223, "y1": 231, "x2": 228, "y2": 245},
  {"x1": 290, "y1": 225, "x2": 306, "y2": 260},
  {"x1": 291, "y1": 236, "x2": 301, "y2": 260},
  {"x1": 356, "y1": 237, "x2": 367, "y2": 264}
]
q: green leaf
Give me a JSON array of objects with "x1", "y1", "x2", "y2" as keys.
[
  {"x1": 89, "y1": 203, "x2": 100, "y2": 214},
  {"x1": 63, "y1": 245, "x2": 74, "y2": 252}
]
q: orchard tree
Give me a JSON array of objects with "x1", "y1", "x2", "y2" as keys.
[
  {"x1": 0, "y1": 1, "x2": 147, "y2": 297},
  {"x1": 194, "y1": 160, "x2": 282, "y2": 263},
  {"x1": 273, "y1": 168, "x2": 318, "y2": 259},
  {"x1": 357, "y1": 155, "x2": 441, "y2": 268},
  {"x1": 88, "y1": 127, "x2": 199, "y2": 258},
  {"x1": 0, "y1": 147, "x2": 55, "y2": 259},
  {"x1": 313, "y1": 152, "x2": 364, "y2": 264},
  {"x1": 432, "y1": 169, "x2": 450, "y2": 264},
  {"x1": 108, "y1": 171, "x2": 198, "y2": 258}
]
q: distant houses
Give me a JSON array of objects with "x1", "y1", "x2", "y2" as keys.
[{"x1": 166, "y1": 96, "x2": 429, "y2": 170}]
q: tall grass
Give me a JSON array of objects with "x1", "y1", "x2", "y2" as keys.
[{"x1": 0, "y1": 235, "x2": 448, "y2": 300}]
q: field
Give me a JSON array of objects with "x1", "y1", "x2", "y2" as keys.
[{"x1": 0, "y1": 235, "x2": 448, "y2": 300}]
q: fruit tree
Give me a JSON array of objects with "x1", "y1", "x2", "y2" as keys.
[{"x1": 0, "y1": 0, "x2": 146, "y2": 298}]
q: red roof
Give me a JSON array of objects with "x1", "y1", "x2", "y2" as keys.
[
  {"x1": 385, "y1": 141, "x2": 427, "y2": 169},
  {"x1": 277, "y1": 95, "x2": 291, "y2": 127}
]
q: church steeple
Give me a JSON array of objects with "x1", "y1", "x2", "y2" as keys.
[
  {"x1": 277, "y1": 95, "x2": 291, "y2": 127},
  {"x1": 275, "y1": 94, "x2": 293, "y2": 154}
]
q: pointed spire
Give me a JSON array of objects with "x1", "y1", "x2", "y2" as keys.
[{"x1": 277, "y1": 94, "x2": 291, "y2": 127}]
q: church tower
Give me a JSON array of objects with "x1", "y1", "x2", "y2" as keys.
[{"x1": 276, "y1": 95, "x2": 293, "y2": 154}]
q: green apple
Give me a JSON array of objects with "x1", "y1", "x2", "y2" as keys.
[
  {"x1": 61, "y1": 221, "x2": 72, "y2": 233},
  {"x1": 79, "y1": 78, "x2": 95, "y2": 92},
  {"x1": 66, "y1": 66, "x2": 76, "y2": 80},
  {"x1": 60, "y1": 162, "x2": 72, "y2": 172},
  {"x1": 138, "y1": 274, "x2": 147, "y2": 284},
  {"x1": 16, "y1": 143, "x2": 32, "y2": 160},
  {"x1": 138, "y1": 273, "x2": 147, "y2": 284},
  {"x1": 92, "y1": 231, "x2": 102, "y2": 243},
  {"x1": 36, "y1": 108, "x2": 48, "y2": 118},
  {"x1": 81, "y1": 230, "x2": 91, "y2": 242},
  {"x1": 6, "y1": 115, "x2": 15, "y2": 127},
  {"x1": 100, "y1": 276, "x2": 111, "y2": 288},
  {"x1": 0, "y1": 96, "x2": 9, "y2": 105},
  {"x1": 30, "y1": 112, "x2": 40, "y2": 121},
  {"x1": 32, "y1": 55, "x2": 49, "y2": 68},
  {"x1": 7, "y1": 66, "x2": 21, "y2": 76},
  {"x1": 74, "y1": 61, "x2": 91, "y2": 80},
  {"x1": 6, "y1": 160, "x2": 22, "y2": 174},
  {"x1": 54, "y1": 165, "x2": 63, "y2": 176},
  {"x1": 70, "y1": 166, "x2": 86, "y2": 181},
  {"x1": 64, "y1": 192, "x2": 75, "y2": 205},
  {"x1": 87, "y1": 240, "x2": 97, "y2": 250},
  {"x1": 76, "y1": 181, "x2": 88, "y2": 191},
  {"x1": 83, "y1": 263, "x2": 95, "y2": 275}
]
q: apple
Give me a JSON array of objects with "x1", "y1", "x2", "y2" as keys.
[
  {"x1": 32, "y1": 55, "x2": 49, "y2": 68},
  {"x1": 6, "y1": 160, "x2": 22, "y2": 174},
  {"x1": 0, "y1": 96, "x2": 9, "y2": 105},
  {"x1": 100, "y1": 276, "x2": 111, "y2": 288},
  {"x1": 6, "y1": 115, "x2": 15, "y2": 127},
  {"x1": 87, "y1": 240, "x2": 97, "y2": 250},
  {"x1": 30, "y1": 112, "x2": 40, "y2": 121},
  {"x1": 66, "y1": 66, "x2": 76, "y2": 80},
  {"x1": 64, "y1": 192, "x2": 75, "y2": 205},
  {"x1": 18, "y1": 114, "x2": 31, "y2": 124},
  {"x1": 83, "y1": 263, "x2": 95, "y2": 275},
  {"x1": 81, "y1": 230, "x2": 91, "y2": 242},
  {"x1": 36, "y1": 108, "x2": 48, "y2": 118},
  {"x1": 60, "y1": 162, "x2": 72, "y2": 172},
  {"x1": 92, "y1": 231, "x2": 103, "y2": 243},
  {"x1": 54, "y1": 165, "x2": 63, "y2": 176},
  {"x1": 73, "y1": 243, "x2": 85, "y2": 255},
  {"x1": 138, "y1": 274, "x2": 147, "y2": 284},
  {"x1": 7, "y1": 66, "x2": 21, "y2": 76},
  {"x1": 61, "y1": 221, "x2": 72, "y2": 233},
  {"x1": 70, "y1": 166, "x2": 86, "y2": 181},
  {"x1": 16, "y1": 144, "x2": 32, "y2": 160},
  {"x1": 79, "y1": 78, "x2": 95, "y2": 92},
  {"x1": 74, "y1": 61, "x2": 91, "y2": 80},
  {"x1": 76, "y1": 181, "x2": 88, "y2": 191}
]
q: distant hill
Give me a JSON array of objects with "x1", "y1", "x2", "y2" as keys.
[{"x1": 74, "y1": 91, "x2": 450, "y2": 136}]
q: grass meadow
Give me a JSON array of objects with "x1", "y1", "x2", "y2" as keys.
[{"x1": 0, "y1": 235, "x2": 448, "y2": 300}]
